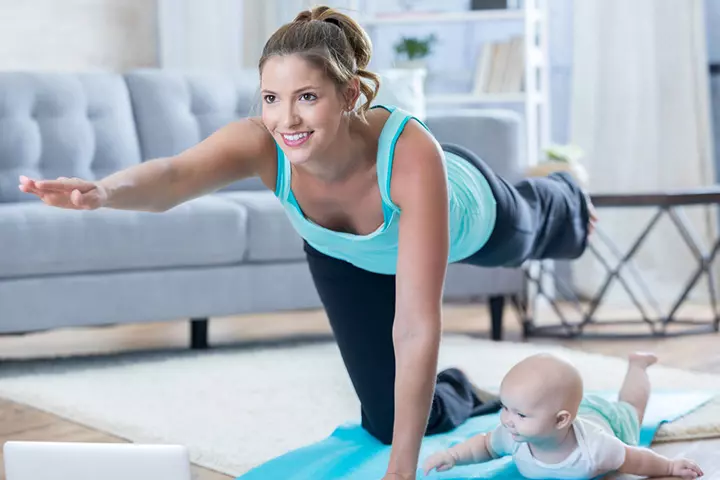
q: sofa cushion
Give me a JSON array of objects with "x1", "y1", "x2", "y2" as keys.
[
  {"x1": 124, "y1": 68, "x2": 265, "y2": 191},
  {"x1": 0, "y1": 197, "x2": 248, "y2": 278},
  {"x1": 215, "y1": 191, "x2": 305, "y2": 262},
  {"x1": 0, "y1": 72, "x2": 143, "y2": 203}
]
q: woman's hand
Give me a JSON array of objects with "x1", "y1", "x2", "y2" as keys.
[{"x1": 19, "y1": 175, "x2": 108, "y2": 210}]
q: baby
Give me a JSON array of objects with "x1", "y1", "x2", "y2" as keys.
[{"x1": 423, "y1": 352, "x2": 704, "y2": 479}]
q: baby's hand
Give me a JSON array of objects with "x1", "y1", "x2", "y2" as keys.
[
  {"x1": 669, "y1": 458, "x2": 704, "y2": 479},
  {"x1": 422, "y1": 450, "x2": 456, "y2": 475}
]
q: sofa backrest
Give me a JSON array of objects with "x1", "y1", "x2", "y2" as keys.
[
  {"x1": 425, "y1": 109, "x2": 525, "y2": 183},
  {"x1": 0, "y1": 69, "x2": 525, "y2": 202},
  {"x1": 0, "y1": 73, "x2": 144, "y2": 203},
  {"x1": 124, "y1": 69, "x2": 265, "y2": 191}
]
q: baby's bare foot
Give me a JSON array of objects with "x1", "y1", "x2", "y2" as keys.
[{"x1": 628, "y1": 352, "x2": 658, "y2": 369}]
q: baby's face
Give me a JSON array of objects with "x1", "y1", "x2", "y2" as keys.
[{"x1": 499, "y1": 382, "x2": 561, "y2": 443}]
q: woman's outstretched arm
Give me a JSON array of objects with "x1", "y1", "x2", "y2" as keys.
[{"x1": 20, "y1": 118, "x2": 276, "y2": 212}]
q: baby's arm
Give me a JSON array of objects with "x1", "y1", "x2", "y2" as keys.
[
  {"x1": 422, "y1": 432, "x2": 498, "y2": 475},
  {"x1": 618, "y1": 446, "x2": 703, "y2": 479},
  {"x1": 448, "y1": 432, "x2": 496, "y2": 465}
]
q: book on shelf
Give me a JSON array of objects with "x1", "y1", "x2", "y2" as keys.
[
  {"x1": 472, "y1": 35, "x2": 525, "y2": 95},
  {"x1": 469, "y1": 0, "x2": 526, "y2": 10}
]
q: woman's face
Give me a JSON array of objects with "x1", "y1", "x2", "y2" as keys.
[{"x1": 260, "y1": 54, "x2": 349, "y2": 166}]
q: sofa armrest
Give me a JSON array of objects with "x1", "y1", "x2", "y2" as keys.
[{"x1": 424, "y1": 109, "x2": 526, "y2": 183}]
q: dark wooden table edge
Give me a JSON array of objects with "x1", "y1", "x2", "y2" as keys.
[{"x1": 591, "y1": 188, "x2": 720, "y2": 207}]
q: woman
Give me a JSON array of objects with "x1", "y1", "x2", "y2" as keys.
[{"x1": 19, "y1": 6, "x2": 594, "y2": 479}]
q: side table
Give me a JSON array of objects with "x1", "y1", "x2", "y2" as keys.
[{"x1": 518, "y1": 188, "x2": 720, "y2": 338}]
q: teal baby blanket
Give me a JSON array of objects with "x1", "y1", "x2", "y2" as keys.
[{"x1": 236, "y1": 391, "x2": 714, "y2": 480}]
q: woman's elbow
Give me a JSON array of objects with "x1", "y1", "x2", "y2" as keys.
[{"x1": 392, "y1": 316, "x2": 441, "y2": 345}]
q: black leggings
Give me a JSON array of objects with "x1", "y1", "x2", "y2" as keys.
[
  {"x1": 304, "y1": 144, "x2": 590, "y2": 445},
  {"x1": 442, "y1": 143, "x2": 590, "y2": 268}
]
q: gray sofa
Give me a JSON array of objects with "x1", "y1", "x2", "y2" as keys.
[{"x1": 0, "y1": 69, "x2": 526, "y2": 348}]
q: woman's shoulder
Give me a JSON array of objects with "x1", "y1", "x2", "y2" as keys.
[
  {"x1": 372, "y1": 106, "x2": 446, "y2": 206},
  {"x1": 209, "y1": 116, "x2": 278, "y2": 189},
  {"x1": 246, "y1": 117, "x2": 281, "y2": 188},
  {"x1": 362, "y1": 105, "x2": 441, "y2": 175},
  {"x1": 364, "y1": 105, "x2": 392, "y2": 137},
  {"x1": 365, "y1": 105, "x2": 429, "y2": 146},
  {"x1": 215, "y1": 116, "x2": 276, "y2": 152},
  {"x1": 366, "y1": 105, "x2": 433, "y2": 143},
  {"x1": 379, "y1": 108, "x2": 439, "y2": 165}
]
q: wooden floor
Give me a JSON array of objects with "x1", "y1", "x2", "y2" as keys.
[{"x1": 1, "y1": 304, "x2": 719, "y2": 480}]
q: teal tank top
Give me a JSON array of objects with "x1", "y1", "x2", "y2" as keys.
[{"x1": 274, "y1": 104, "x2": 497, "y2": 275}]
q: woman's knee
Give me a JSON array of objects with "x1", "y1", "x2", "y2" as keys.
[
  {"x1": 362, "y1": 410, "x2": 395, "y2": 445},
  {"x1": 365, "y1": 421, "x2": 394, "y2": 445}
]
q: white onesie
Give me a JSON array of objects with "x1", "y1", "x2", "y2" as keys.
[{"x1": 488, "y1": 412, "x2": 629, "y2": 479}]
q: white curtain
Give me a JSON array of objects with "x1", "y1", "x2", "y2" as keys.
[
  {"x1": 242, "y1": 0, "x2": 324, "y2": 69},
  {"x1": 242, "y1": 0, "x2": 276, "y2": 69},
  {"x1": 157, "y1": 0, "x2": 244, "y2": 71},
  {"x1": 570, "y1": 0, "x2": 717, "y2": 313}
]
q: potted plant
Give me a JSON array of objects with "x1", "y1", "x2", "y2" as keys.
[
  {"x1": 526, "y1": 144, "x2": 590, "y2": 187},
  {"x1": 393, "y1": 34, "x2": 437, "y2": 69}
]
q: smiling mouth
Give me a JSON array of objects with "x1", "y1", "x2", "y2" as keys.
[{"x1": 280, "y1": 131, "x2": 313, "y2": 147}]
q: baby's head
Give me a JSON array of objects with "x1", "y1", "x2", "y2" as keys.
[{"x1": 498, "y1": 353, "x2": 584, "y2": 444}]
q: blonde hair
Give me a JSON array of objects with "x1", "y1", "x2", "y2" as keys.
[{"x1": 258, "y1": 5, "x2": 381, "y2": 120}]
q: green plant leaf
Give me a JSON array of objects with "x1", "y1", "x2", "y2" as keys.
[
  {"x1": 544, "y1": 144, "x2": 585, "y2": 163},
  {"x1": 393, "y1": 34, "x2": 437, "y2": 60}
]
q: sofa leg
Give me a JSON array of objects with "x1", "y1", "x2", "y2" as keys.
[
  {"x1": 488, "y1": 296, "x2": 505, "y2": 341},
  {"x1": 509, "y1": 294, "x2": 531, "y2": 339},
  {"x1": 190, "y1": 318, "x2": 209, "y2": 350}
]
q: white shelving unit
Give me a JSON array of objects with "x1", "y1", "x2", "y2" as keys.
[
  {"x1": 425, "y1": 92, "x2": 527, "y2": 104},
  {"x1": 346, "y1": 0, "x2": 551, "y2": 168},
  {"x1": 356, "y1": 9, "x2": 529, "y2": 24}
]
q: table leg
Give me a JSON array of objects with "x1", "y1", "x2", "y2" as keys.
[{"x1": 522, "y1": 204, "x2": 720, "y2": 338}]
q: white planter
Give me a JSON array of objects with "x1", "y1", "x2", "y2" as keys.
[
  {"x1": 393, "y1": 59, "x2": 428, "y2": 70},
  {"x1": 373, "y1": 68, "x2": 428, "y2": 120},
  {"x1": 525, "y1": 161, "x2": 590, "y2": 188}
]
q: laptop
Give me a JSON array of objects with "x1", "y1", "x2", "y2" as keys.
[{"x1": 3, "y1": 441, "x2": 192, "y2": 480}]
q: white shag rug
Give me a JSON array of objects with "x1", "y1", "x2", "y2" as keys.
[{"x1": 0, "y1": 335, "x2": 718, "y2": 477}]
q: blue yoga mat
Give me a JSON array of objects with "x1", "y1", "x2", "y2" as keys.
[{"x1": 236, "y1": 391, "x2": 714, "y2": 480}]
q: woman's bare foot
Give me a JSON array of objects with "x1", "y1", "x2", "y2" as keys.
[{"x1": 583, "y1": 190, "x2": 598, "y2": 235}]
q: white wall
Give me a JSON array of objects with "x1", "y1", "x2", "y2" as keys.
[{"x1": 0, "y1": 0, "x2": 157, "y2": 72}]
